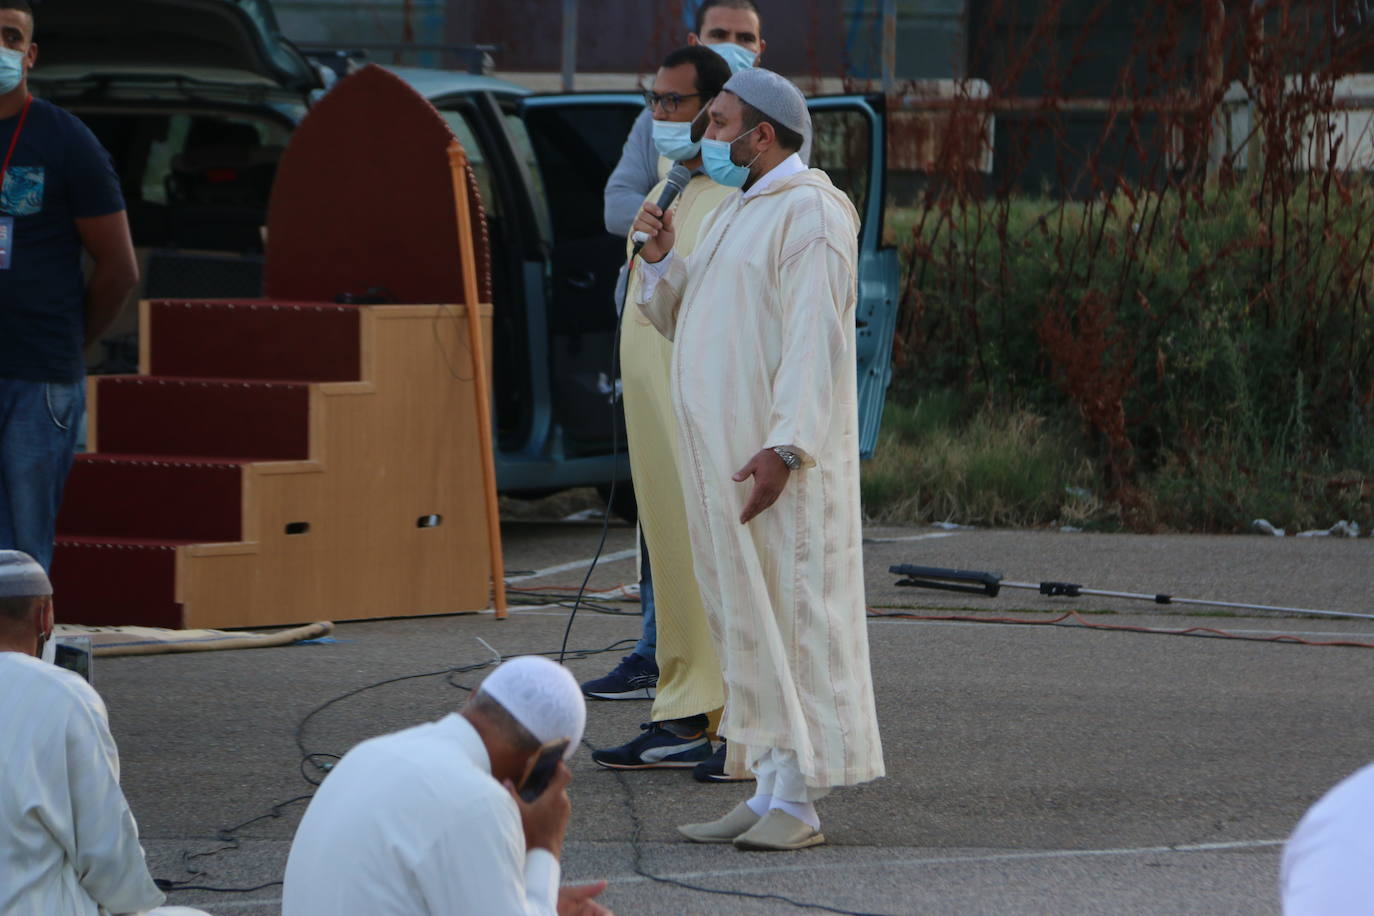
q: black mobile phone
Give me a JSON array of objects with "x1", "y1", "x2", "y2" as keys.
[
  {"x1": 518, "y1": 738, "x2": 570, "y2": 803},
  {"x1": 49, "y1": 637, "x2": 93, "y2": 685}
]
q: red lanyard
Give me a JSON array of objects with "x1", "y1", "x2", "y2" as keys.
[{"x1": 1, "y1": 95, "x2": 33, "y2": 197}]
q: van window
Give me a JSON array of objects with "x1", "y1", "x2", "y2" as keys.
[
  {"x1": 809, "y1": 108, "x2": 871, "y2": 237},
  {"x1": 75, "y1": 110, "x2": 291, "y2": 253}
]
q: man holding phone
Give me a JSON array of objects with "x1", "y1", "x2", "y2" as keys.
[{"x1": 283, "y1": 656, "x2": 612, "y2": 916}]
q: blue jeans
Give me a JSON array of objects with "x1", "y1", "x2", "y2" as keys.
[
  {"x1": 634, "y1": 531, "x2": 657, "y2": 660},
  {"x1": 0, "y1": 378, "x2": 85, "y2": 571}
]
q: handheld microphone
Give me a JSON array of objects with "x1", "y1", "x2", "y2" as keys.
[{"x1": 631, "y1": 164, "x2": 693, "y2": 258}]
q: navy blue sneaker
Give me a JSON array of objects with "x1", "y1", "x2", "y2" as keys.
[
  {"x1": 580, "y1": 653, "x2": 658, "y2": 700},
  {"x1": 592, "y1": 721, "x2": 713, "y2": 769},
  {"x1": 693, "y1": 738, "x2": 755, "y2": 782}
]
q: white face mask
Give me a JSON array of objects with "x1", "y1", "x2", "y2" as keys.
[
  {"x1": 707, "y1": 41, "x2": 757, "y2": 74},
  {"x1": 0, "y1": 47, "x2": 25, "y2": 95}
]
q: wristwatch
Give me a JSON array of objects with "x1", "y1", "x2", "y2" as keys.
[{"x1": 771, "y1": 446, "x2": 802, "y2": 471}]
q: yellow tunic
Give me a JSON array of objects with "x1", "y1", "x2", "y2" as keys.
[
  {"x1": 621, "y1": 171, "x2": 735, "y2": 722},
  {"x1": 637, "y1": 168, "x2": 885, "y2": 788}
]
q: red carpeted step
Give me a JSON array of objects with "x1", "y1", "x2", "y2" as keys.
[
  {"x1": 147, "y1": 299, "x2": 361, "y2": 381},
  {"x1": 95, "y1": 376, "x2": 310, "y2": 460},
  {"x1": 56, "y1": 455, "x2": 244, "y2": 542},
  {"x1": 51, "y1": 537, "x2": 187, "y2": 628}
]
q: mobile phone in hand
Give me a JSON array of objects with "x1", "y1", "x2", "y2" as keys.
[{"x1": 519, "y1": 738, "x2": 570, "y2": 802}]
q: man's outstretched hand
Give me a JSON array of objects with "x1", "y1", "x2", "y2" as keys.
[
  {"x1": 558, "y1": 880, "x2": 613, "y2": 915},
  {"x1": 733, "y1": 449, "x2": 791, "y2": 524}
]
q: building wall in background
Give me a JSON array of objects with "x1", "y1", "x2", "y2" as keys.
[{"x1": 275, "y1": 0, "x2": 448, "y2": 68}]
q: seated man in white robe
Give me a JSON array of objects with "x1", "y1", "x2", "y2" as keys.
[
  {"x1": 631, "y1": 68, "x2": 885, "y2": 851},
  {"x1": 0, "y1": 550, "x2": 169, "y2": 916},
  {"x1": 282, "y1": 656, "x2": 612, "y2": 916}
]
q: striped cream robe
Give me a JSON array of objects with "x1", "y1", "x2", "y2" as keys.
[
  {"x1": 636, "y1": 163, "x2": 884, "y2": 788},
  {"x1": 621, "y1": 172, "x2": 735, "y2": 722}
]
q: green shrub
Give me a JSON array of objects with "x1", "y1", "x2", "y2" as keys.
[{"x1": 890, "y1": 178, "x2": 1374, "y2": 531}]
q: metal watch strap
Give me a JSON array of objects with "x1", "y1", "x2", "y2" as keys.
[{"x1": 772, "y1": 446, "x2": 802, "y2": 470}]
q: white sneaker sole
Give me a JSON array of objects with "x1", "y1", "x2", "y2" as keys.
[{"x1": 583, "y1": 686, "x2": 656, "y2": 700}]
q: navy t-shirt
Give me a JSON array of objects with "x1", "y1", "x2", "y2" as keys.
[{"x1": 0, "y1": 97, "x2": 125, "y2": 383}]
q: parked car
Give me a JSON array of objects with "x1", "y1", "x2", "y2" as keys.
[{"x1": 32, "y1": 0, "x2": 898, "y2": 504}]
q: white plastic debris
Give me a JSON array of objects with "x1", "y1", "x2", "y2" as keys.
[
  {"x1": 931, "y1": 521, "x2": 975, "y2": 530},
  {"x1": 1296, "y1": 520, "x2": 1361, "y2": 538},
  {"x1": 1059, "y1": 525, "x2": 1083, "y2": 533},
  {"x1": 1252, "y1": 519, "x2": 1286, "y2": 536}
]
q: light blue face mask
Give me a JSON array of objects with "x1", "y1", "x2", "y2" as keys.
[
  {"x1": 651, "y1": 117, "x2": 701, "y2": 162},
  {"x1": 700, "y1": 125, "x2": 759, "y2": 188},
  {"x1": 0, "y1": 47, "x2": 24, "y2": 95},
  {"x1": 707, "y1": 41, "x2": 757, "y2": 74}
]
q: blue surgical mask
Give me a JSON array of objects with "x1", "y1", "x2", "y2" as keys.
[
  {"x1": 700, "y1": 126, "x2": 759, "y2": 188},
  {"x1": 0, "y1": 47, "x2": 24, "y2": 95},
  {"x1": 707, "y1": 41, "x2": 757, "y2": 74},
  {"x1": 651, "y1": 119, "x2": 700, "y2": 161}
]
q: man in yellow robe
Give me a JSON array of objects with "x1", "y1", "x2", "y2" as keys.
[
  {"x1": 590, "y1": 46, "x2": 744, "y2": 777},
  {"x1": 631, "y1": 68, "x2": 884, "y2": 851}
]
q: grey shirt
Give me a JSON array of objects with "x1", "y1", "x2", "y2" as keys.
[{"x1": 604, "y1": 108, "x2": 659, "y2": 237}]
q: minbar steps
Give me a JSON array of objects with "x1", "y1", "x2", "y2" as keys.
[{"x1": 52, "y1": 298, "x2": 493, "y2": 629}]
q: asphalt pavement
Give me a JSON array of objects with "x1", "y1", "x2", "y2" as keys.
[{"x1": 94, "y1": 518, "x2": 1374, "y2": 915}]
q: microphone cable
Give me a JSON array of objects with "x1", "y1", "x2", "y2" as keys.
[{"x1": 558, "y1": 254, "x2": 636, "y2": 665}]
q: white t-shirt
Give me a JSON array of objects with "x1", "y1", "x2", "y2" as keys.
[
  {"x1": 0, "y1": 651, "x2": 164, "y2": 916},
  {"x1": 282, "y1": 713, "x2": 559, "y2": 915},
  {"x1": 1280, "y1": 760, "x2": 1374, "y2": 914}
]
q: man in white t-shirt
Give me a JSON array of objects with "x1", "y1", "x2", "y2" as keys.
[{"x1": 282, "y1": 656, "x2": 612, "y2": 915}]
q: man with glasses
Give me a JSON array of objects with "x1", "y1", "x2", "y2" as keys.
[
  {"x1": 585, "y1": 45, "x2": 739, "y2": 779},
  {"x1": 602, "y1": 0, "x2": 766, "y2": 238},
  {"x1": 584, "y1": 4, "x2": 783, "y2": 777}
]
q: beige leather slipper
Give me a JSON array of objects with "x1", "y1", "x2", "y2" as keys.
[
  {"x1": 677, "y1": 801, "x2": 762, "y2": 843},
  {"x1": 731, "y1": 809, "x2": 826, "y2": 851}
]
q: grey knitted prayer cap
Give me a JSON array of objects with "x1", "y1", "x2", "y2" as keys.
[
  {"x1": 0, "y1": 550, "x2": 51, "y2": 598},
  {"x1": 723, "y1": 67, "x2": 810, "y2": 137}
]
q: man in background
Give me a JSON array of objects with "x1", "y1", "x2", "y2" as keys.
[
  {"x1": 0, "y1": 550, "x2": 168, "y2": 915},
  {"x1": 283, "y1": 656, "x2": 612, "y2": 915},
  {"x1": 0, "y1": 0, "x2": 138, "y2": 572}
]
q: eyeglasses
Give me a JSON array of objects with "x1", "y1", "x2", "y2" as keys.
[{"x1": 642, "y1": 90, "x2": 706, "y2": 115}]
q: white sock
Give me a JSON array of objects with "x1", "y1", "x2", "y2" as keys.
[
  {"x1": 769, "y1": 797, "x2": 820, "y2": 830},
  {"x1": 745, "y1": 793, "x2": 772, "y2": 817}
]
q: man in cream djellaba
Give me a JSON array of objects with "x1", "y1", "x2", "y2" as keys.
[{"x1": 631, "y1": 67, "x2": 884, "y2": 851}]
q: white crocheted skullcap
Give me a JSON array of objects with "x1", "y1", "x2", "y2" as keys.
[
  {"x1": 479, "y1": 656, "x2": 585, "y2": 760},
  {"x1": 0, "y1": 550, "x2": 51, "y2": 599},
  {"x1": 723, "y1": 67, "x2": 810, "y2": 137}
]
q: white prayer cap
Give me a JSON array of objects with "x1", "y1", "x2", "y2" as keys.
[
  {"x1": 723, "y1": 67, "x2": 810, "y2": 138},
  {"x1": 479, "y1": 656, "x2": 585, "y2": 760},
  {"x1": 0, "y1": 551, "x2": 51, "y2": 599}
]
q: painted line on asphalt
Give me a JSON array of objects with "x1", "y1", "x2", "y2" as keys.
[
  {"x1": 506, "y1": 547, "x2": 638, "y2": 583},
  {"x1": 610, "y1": 837, "x2": 1286, "y2": 885},
  {"x1": 864, "y1": 531, "x2": 964, "y2": 544}
]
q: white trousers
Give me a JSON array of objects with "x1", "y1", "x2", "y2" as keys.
[{"x1": 748, "y1": 747, "x2": 832, "y2": 803}]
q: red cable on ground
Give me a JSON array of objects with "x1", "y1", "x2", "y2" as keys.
[{"x1": 866, "y1": 609, "x2": 1374, "y2": 649}]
